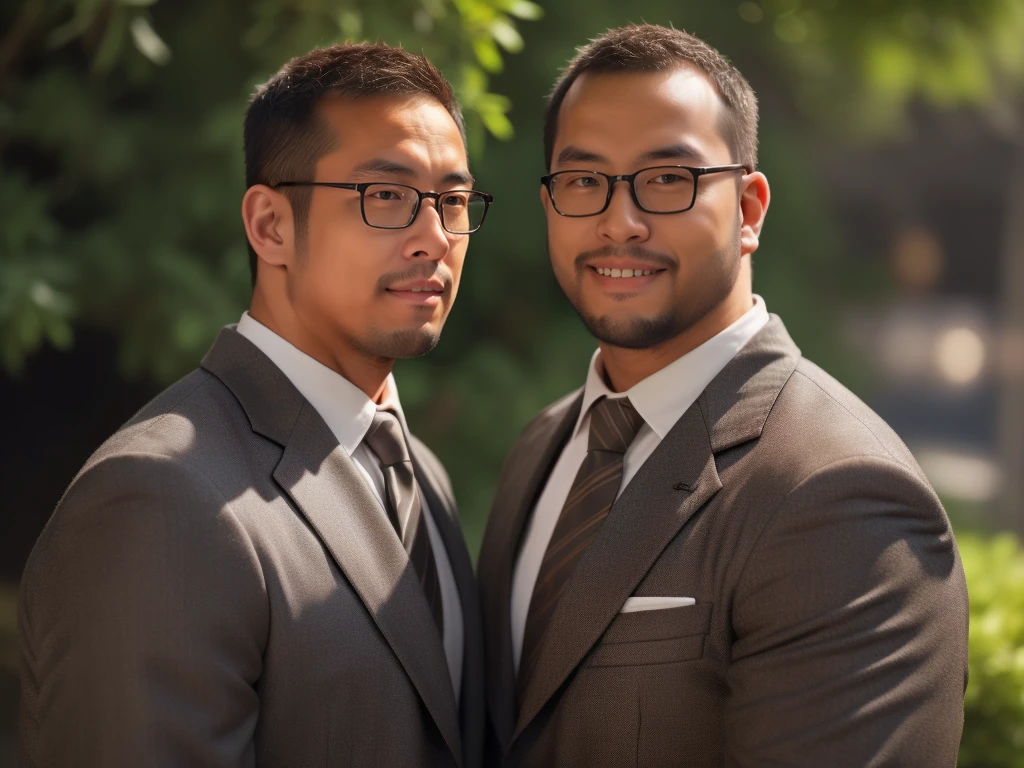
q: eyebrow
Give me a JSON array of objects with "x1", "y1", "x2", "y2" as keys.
[
  {"x1": 349, "y1": 158, "x2": 475, "y2": 187},
  {"x1": 555, "y1": 143, "x2": 710, "y2": 168},
  {"x1": 555, "y1": 146, "x2": 607, "y2": 166},
  {"x1": 640, "y1": 143, "x2": 708, "y2": 164}
]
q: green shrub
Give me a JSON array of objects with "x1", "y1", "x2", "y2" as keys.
[{"x1": 959, "y1": 532, "x2": 1024, "y2": 767}]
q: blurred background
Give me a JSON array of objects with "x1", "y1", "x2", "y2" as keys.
[{"x1": 2, "y1": 0, "x2": 1024, "y2": 764}]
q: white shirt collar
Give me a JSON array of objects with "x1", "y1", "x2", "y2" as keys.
[
  {"x1": 236, "y1": 312, "x2": 404, "y2": 455},
  {"x1": 575, "y1": 295, "x2": 771, "y2": 439}
]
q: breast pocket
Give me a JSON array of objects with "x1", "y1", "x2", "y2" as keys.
[{"x1": 586, "y1": 601, "x2": 713, "y2": 668}]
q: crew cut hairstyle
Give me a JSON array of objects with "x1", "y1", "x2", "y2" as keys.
[
  {"x1": 243, "y1": 42, "x2": 466, "y2": 285},
  {"x1": 543, "y1": 24, "x2": 758, "y2": 172}
]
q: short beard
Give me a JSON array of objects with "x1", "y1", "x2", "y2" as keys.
[
  {"x1": 558, "y1": 236, "x2": 741, "y2": 350},
  {"x1": 355, "y1": 262, "x2": 453, "y2": 359},
  {"x1": 354, "y1": 327, "x2": 440, "y2": 360}
]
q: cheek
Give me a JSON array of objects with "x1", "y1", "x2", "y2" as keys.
[
  {"x1": 659, "y1": 210, "x2": 726, "y2": 265},
  {"x1": 445, "y1": 241, "x2": 468, "y2": 287},
  {"x1": 301, "y1": 223, "x2": 378, "y2": 310},
  {"x1": 546, "y1": 217, "x2": 588, "y2": 274}
]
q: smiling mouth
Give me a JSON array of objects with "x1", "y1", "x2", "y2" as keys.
[{"x1": 588, "y1": 266, "x2": 666, "y2": 278}]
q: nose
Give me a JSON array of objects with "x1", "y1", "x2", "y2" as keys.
[
  {"x1": 403, "y1": 196, "x2": 451, "y2": 262},
  {"x1": 596, "y1": 180, "x2": 650, "y2": 244}
]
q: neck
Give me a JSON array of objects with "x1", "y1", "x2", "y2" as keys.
[
  {"x1": 599, "y1": 291, "x2": 753, "y2": 393},
  {"x1": 249, "y1": 293, "x2": 393, "y2": 402}
]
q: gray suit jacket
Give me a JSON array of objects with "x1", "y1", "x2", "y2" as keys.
[
  {"x1": 478, "y1": 316, "x2": 968, "y2": 767},
  {"x1": 19, "y1": 327, "x2": 484, "y2": 768}
]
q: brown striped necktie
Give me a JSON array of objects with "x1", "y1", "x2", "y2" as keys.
[
  {"x1": 364, "y1": 409, "x2": 444, "y2": 635},
  {"x1": 518, "y1": 396, "x2": 646, "y2": 697}
]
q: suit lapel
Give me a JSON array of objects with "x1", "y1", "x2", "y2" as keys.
[
  {"x1": 503, "y1": 315, "x2": 802, "y2": 745},
  {"x1": 512, "y1": 402, "x2": 721, "y2": 740},
  {"x1": 409, "y1": 440, "x2": 486, "y2": 768},
  {"x1": 477, "y1": 391, "x2": 583, "y2": 751},
  {"x1": 201, "y1": 327, "x2": 463, "y2": 768}
]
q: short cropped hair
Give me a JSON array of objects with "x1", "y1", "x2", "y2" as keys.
[
  {"x1": 544, "y1": 24, "x2": 758, "y2": 172},
  {"x1": 244, "y1": 43, "x2": 465, "y2": 285}
]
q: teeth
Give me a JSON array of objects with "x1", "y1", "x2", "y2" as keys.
[{"x1": 595, "y1": 268, "x2": 656, "y2": 277}]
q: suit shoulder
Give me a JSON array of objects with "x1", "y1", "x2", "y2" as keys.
[
  {"x1": 50, "y1": 368, "x2": 262, "y2": 543},
  {"x1": 83, "y1": 367, "x2": 254, "y2": 475},
  {"x1": 763, "y1": 357, "x2": 928, "y2": 484},
  {"x1": 23, "y1": 450, "x2": 243, "y2": 597}
]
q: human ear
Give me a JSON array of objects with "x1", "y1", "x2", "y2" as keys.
[
  {"x1": 739, "y1": 171, "x2": 770, "y2": 257},
  {"x1": 242, "y1": 184, "x2": 296, "y2": 269}
]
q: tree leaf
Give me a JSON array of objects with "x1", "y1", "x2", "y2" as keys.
[
  {"x1": 504, "y1": 0, "x2": 543, "y2": 21},
  {"x1": 129, "y1": 15, "x2": 172, "y2": 65},
  {"x1": 472, "y1": 36, "x2": 503, "y2": 72}
]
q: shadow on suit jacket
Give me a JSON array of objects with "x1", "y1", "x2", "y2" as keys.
[
  {"x1": 478, "y1": 315, "x2": 968, "y2": 768},
  {"x1": 18, "y1": 326, "x2": 485, "y2": 768}
]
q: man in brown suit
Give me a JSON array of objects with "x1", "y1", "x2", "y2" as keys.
[
  {"x1": 479, "y1": 24, "x2": 968, "y2": 767},
  {"x1": 19, "y1": 43, "x2": 492, "y2": 767}
]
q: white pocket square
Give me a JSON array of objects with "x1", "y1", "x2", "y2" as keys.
[{"x1": 620, "y1": 596, "x2": 696, "y2": 613}]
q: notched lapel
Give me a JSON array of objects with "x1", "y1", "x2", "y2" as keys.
[
  {"x1": 478, "y1": 391, "x2": 583, "y2": 752},
  {"x1": 503, "y1": 315, "x2": 802, "y2": 746},
  {"x1": 273, "y1": 402, "x2": 463, "y2": 768},
  {"x1": 513, "y1": 402, "x2": 722, "y2": 741}
]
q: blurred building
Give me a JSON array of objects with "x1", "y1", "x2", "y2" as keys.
[{"x1": 825, "y1": 102, "x2": 1024, "y2": 535}]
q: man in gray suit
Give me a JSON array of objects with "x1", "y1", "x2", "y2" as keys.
[
  {"x1": 479, "y1": 24, "x2": 968, "y2": 767},
  {"x1": 19, "y1": 42, "x2": 491, "y2": 767}
]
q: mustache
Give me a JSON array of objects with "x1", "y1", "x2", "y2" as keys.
[
  {"x1": 376, "y1": 264, "x2": 454, "y2": 293},
  {"x1": 574, "y1": 245, "x2": 677, "y2": 272}
]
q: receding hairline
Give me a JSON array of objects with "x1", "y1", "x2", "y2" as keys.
[{"x1": 302, "y1": 91, "x2": 472, "y2": 183}]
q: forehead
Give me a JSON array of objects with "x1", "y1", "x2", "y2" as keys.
[
  {"x1": 553, "y1": 67, "x2": 730, "y2": 167},
  {"x1": 315, "y1": 93, "x2": 467, "y2": 177}
]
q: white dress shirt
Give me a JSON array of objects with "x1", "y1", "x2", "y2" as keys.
[
  {"x1": 237, "y1": 312, "x2": 464, "y2": 700},
  {"x1": 510, "y1": 296, "x2": 770, "y2": 671}
]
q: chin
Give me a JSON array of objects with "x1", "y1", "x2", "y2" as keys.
[
  {"x1": 578, "y1": 307, "x2": 680, "y2": 350},
  {"x1": 358, "y1": 326, "x2": 441, "y2": 360}
]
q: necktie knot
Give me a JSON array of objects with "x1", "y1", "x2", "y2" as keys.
[
  {"x1": 365, "y1": 409, "x2": 410, "y2": 467},
  {"x1": 587, "y1": 397, "x2": 645, "y2": 454}
]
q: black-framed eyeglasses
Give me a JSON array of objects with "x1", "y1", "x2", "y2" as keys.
[
  {"x1": 274, "y1": 181, "x2": 493, "y2": 234},
  {"x1": 540, "y1": 164, "x2": 750, "y2": 217}
]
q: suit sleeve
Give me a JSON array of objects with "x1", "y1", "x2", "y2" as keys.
[
  {"x1": 723, "y1": 455, "x2": 968, "y2": 768},
  {"x1": 18, "y1": 453, "x2": 268, "y2": 768}
]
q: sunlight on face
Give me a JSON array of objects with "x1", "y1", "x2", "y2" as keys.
[
  {"x1": 545, "y1": 68, "x2": 746, "y2": 349},
  {"x1": 292, "y1": 93, "x2": 471, "y2": 361}
]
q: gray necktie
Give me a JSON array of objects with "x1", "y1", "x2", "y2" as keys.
[{"x1": 364, "y1": 409, "x2": 444, "y2": 634}]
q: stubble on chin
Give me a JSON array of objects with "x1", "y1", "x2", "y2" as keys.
[
  {"x1": 554, "y1": 237, "x2": 741, "y2": 351},
  {"x1": 355, "y1": 326, "x2": 441, "y2": 361}
]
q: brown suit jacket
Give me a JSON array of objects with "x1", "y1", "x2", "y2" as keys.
[
  {"x1": 19, "y1": 327, "x2": 485, "y2": 768},
  {"x1": 478, "y1": 316, "x2": 968, "y2": 767}
]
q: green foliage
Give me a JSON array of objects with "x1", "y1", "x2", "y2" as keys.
[
  {"x1": 958, "y1": 532, "x2": 1024, "y2": 767},
  {"x1": 0, "y1": 0, "x2": 541, "y2": 376},
  {"x1": 2, "y1": 5, "x2": 1023, "y2": 764},
  {"x1": 737, "y1": 0, "x2": 1024, "y2": 135}
]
